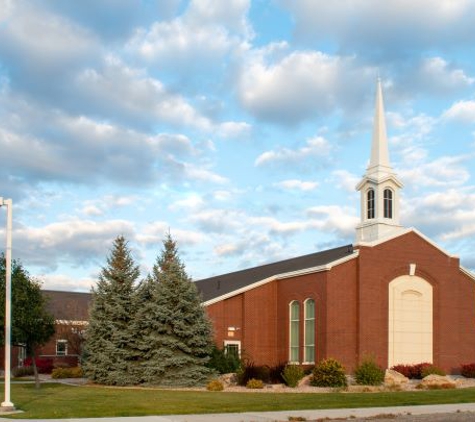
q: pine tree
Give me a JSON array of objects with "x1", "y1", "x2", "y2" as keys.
[
  {"x1": 83, "y1": 236, "x2": 140, "y2": 385},
  {"x1": 132, "y1": 234, "x2": 215, "y2": 386}
]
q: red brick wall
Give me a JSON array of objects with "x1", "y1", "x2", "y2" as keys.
[
  {"x1": 205, "y1": 231, "x2": 475, "y2": 374},
  {"x1": 356, "y1": 231, "x2": 475, "y2": 373},
  {"x1": 326, "y1": 258, "x2": 359, "y2": 372}
]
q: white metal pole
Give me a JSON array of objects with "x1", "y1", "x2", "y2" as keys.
[{"x1": 1, "y1": 198, "x2": 14, "y2": 410}]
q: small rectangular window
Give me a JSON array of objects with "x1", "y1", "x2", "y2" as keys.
[{"x1": 56, "y1": 339, "x2": 68, "y2": 356}]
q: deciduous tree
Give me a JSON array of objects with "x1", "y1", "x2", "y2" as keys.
[{"x1": 0, "y1": 255, "x2": 55, "y2": 388}]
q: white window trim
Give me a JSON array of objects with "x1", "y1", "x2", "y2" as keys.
[
  {"x1": 56, "y1": 339, "x2": 68, "y2": 356},
  {"x1": 303, "y1": 298, "x2": 315, "y2": 364},
  {"x1": 289, "y1": 300, "x2": 300, "y2": 364},
  {"x1": 223, "y1": 340, "x2": 241, "y2": 357}
]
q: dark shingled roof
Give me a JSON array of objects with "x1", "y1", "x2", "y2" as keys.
[
  {"x1": 195, "y1": 244, "x2": 354, "y2": 302},
  {"x1": 43, "y1": 290, "x2": 92, "y2": 321}
]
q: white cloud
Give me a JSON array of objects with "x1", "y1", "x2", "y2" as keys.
[
  {"x1": 185, "y1": 0, "x2": 251, "y2": 36},
  {"x1": 137, "y1": 222, "x2": 205, "y2": 247},
  {"x1": 307, "y1": 205, "x2": 359, "y2": 237},
  {"x1": 443, "y1": 101, "x2": 475, "y2": 123},
  {"x1": 275, "y1": 179, "x2": 319, "y2": 191},
  {"x1": 332, "y1": 170, "x2": 360, "y2": 193},
  {"x1": 418, "y1": 57, "x2": 474, "y2": 90},
  {"x1": 0, "y1": 0, "x2": 12, "y2": 22},
  {"x1": 283, "y1": 0, "x2": 475, "y2": 57},
  {"x1": 255, "y1": 136, "x2": 332, "y2": 168},
  {"x1": 38, "y1": 273, "x2": 95, "y2": 292},
  {"x1": 11, "y1": 219, "x2": 135, "y2": 271},
  {"x1": 400, "y1": 155, "x2": 471, "y2": 189}
]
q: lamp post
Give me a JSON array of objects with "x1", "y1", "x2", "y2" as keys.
[{"x1": 0, "y1": 197, "x2": 14, "y2": 411}]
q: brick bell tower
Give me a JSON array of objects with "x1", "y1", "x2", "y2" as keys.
[{"x1": 356, "y1": 79, "x2": 404, "y2": 243}]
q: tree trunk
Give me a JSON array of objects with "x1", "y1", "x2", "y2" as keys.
[{"x1": 32, "y1": 349, "x2": 40, "y2": 389}]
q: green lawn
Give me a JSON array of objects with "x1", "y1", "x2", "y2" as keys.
[{"x1": 1, "y1": 383, "x2": 474, "y2": 419}]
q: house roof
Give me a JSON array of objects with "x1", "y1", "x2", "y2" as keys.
[
  {"x1": 195, "y1": 244, "x2": 354, "y2": 303},
  {"x1": 43, "y1": 290, "x2": 92, "y2": 322}
]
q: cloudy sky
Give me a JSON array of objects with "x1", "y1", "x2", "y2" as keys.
[{"x1": 1, "y1": 0, "x2": 475, "y2": 292}]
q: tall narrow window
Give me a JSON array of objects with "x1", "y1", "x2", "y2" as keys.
[
  {"x1": 384, "y1": 189, "x2": 393, "y2": 218},
  {"x1": 367, "y1": 189, "x2": 375, "y2": 219},
  {"x1": 304, "y1": 299, "x2": 315, "y2": 363},
  {"x1": 289, "y1": 301, "x2": 300, "y2": 362}
]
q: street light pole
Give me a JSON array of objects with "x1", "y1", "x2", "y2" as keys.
[{"x1": 0, "y1": 198, "x2": 14, "y2": 411}]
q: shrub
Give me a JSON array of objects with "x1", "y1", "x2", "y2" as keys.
[
  {"x1": 237, "y1": 361, "x2": 270, "y2": 385},
  {"x1": 390, "y1": 363, "x2": 432, "y2": 379},
  {"x1": 206, "y1": 346, "x2": 241, "y2": 374},
  {"x1": 421, "y1": 365, "x2": 445, "y2": 378},
  {"x1": 310, "y1": 358, "x2": 347, "y2": 388},
  {"x1": 354, "y1": 357, "x2": 385, "y2": 386},
  {"x1": 282, "y1": 364, "x2": 305, "y2": 388},
  {"x1": 206, "y1": 379, "x2": 224, "y2": 391},
  {"x1": 51, "y1": 367, "x2": 84, "y2": 379},
  {"x1": 23, "y1": 357, "x2": 54, "y2": 374},
  {"x1": 12, "y1": 366, "x2": 34, "y2": 378},
  {"x1": 246, "y1": 378, "x2": 264, "y2": 389},
  {"x1": 461, "y1": 363, "x2": 475, "y2": 378},
  {"x1": 268, "y1": 363, "x2": 286, "y2": 384}
]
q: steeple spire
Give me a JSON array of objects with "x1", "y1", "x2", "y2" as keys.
[
  {"x1": 369, "y1": 78, "x2": 391, "y2": 171},
  {"x1": 355, "y1": 80, "x2": 404, "y2": 243}
]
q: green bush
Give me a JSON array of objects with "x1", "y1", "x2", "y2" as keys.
[
  {"x1": 310, "y1": 358, "x2": 347, "y2": 388},
  {"x1": 246, "y1": 378, "x2": 264, "y2": 389},
  {"x1": 282, "y1": 364, "x2": 305, "y2": 388},
  {"x1": 51, "y1": 366, "x2": 84, "y2": 379},
  {"x1": 354, "y1": 357, "x2": 385, "y2": 386},
  {"x1": 206, "y1": 379, "x2": 224, "y2": 391},
  {"x1": 421, "y1": 365, "x2": 445, "y2": 378},
  {"x1": 12, "y1": 366, "x2": 34, "y2": 378},
  {"x1": 206, "y1": 346, "x2": 241, "y2": 374}
]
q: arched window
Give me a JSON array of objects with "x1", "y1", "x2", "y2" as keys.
[
  {"x1": 304, "y1": 299, "x2": 315, "y2": 363},
  {"x1": 289, "y1": 301, "x2": 300, "y2": 362},
  {"x1": 367, "y1": 189, "x2": 375, "y2": 219},
  {"x1": 384, "y1": 189, "x2": 393, "y2": 219}
]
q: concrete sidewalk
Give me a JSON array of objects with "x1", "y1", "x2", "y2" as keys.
[{"x1": 5, "y1": 403, "x2": 475, "y2": 422}]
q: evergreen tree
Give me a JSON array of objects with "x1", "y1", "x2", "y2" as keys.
[
  {"x1": 83, "y1": 236, "x2": 140, "y2": 385},
  {"x1": 132, "y1": 234, "x2": 215, "y2": 386},
  {"x1": 0, "y1": 255, "x2": 55, "y2": 389}
]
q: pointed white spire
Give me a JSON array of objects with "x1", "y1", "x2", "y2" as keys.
[
  {"x1": 355, "y1": 79, "x2": 404, "y2": 244},
  {"x1": 368, "y1": 78, "x2": 391, "y2": 171}
]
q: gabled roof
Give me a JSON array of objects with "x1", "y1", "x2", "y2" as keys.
[
  {"x1": 195, "y1": 244, "x2": 355, "y2": 303},
  {"x1": 43, "y1": 290, "x2": 92, "y2": 321}
]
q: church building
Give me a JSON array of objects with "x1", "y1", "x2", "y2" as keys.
[
  {"x1": 195, "y1": 80, "x2": 475, "y2": 374},
  {"x1": 12, "y1": 81, "x2": 474, "y2": 375}
]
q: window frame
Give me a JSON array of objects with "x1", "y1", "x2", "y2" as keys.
[
  {"x1": 303, "y1": 298, "x2": 316, "y2": 364},
  {"x1": 223, "y1": 340, "x2": 241, "y2": 358},
  {"x1": 289, "y1": 300, "x2": 300, "y2": 363},
  {"x1": 367, "y1": 188, "x2": 375, "y2": 219},
  {"x1": 56, "y1": 339, "x2": 68, "y2": 356},
  {"x1": 384, "y1": 188, "x2": 393, "y2": 219}
]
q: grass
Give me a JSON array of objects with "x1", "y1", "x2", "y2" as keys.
[{"x1": 1, "y1": 383, "x2": 475, "y2": 419}]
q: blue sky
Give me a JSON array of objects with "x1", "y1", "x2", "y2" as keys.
[{"x1": 1, "y1": 0, "x2": 475, "y2": 291}]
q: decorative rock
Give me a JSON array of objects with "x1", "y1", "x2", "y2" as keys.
[
  {"x1": 219, "y1": 373, "x2": 237, "y2": 387},
  {"x1": 384, "y1": 369, "x2": 409, "y2": 387},
  {"x1": 418, "y1": 374, "x2": 456, "y2": 389},
  {"x1": 298, "y1": 374, "x2": 312, "y2": 387}
]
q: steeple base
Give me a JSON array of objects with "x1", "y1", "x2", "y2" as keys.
[{"x1": 356, "y1": 221, "x2": 405, "y2": 244}]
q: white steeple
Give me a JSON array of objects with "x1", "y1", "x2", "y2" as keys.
[{"x1": 355, "y1": 80, "x2": 404, "y2": 243}]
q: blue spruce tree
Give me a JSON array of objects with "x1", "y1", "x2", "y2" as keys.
[
  {"x1": 83, "y1": 235, "x2": 140, "y2": 385},
  {"x1": 133, "y1": 234, "x2": 215, "y2": 386}
]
